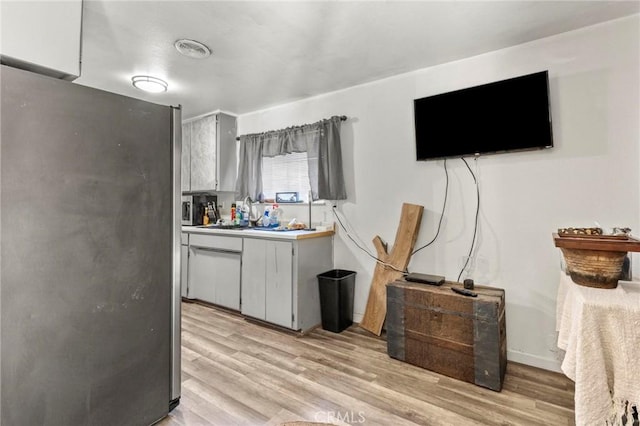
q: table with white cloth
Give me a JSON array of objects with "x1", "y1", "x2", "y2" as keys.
[{"x1": 556, "y1": 272, "x2": 640, "y2": 425}]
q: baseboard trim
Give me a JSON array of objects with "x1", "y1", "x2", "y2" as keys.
[{"x1": 507, "y1": 349, "x2": 563, "y2": 373}]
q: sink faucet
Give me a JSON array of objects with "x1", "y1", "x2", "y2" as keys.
[{"x1": 243, "y1": 196, "x2": 254, "y2": 226}]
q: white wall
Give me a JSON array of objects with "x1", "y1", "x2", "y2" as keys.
[{"x1": 237, "y1": 15, "x2": 640, "y2": 371}]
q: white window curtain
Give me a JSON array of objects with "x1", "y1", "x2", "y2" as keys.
[{"x1": 235, "y1": 116, "x2": 347, "y2": 201}]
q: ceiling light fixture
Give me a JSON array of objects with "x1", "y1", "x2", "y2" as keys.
[
  {"x1": 174, "y1": 39, "x2": 211, "y2": 59},
  {"x1": 131, "y1": 75, "x2": 168, "y2": 93}
]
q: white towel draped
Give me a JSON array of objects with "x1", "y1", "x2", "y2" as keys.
[{"x1": 556, "y1": 273, "x2": 640, "y2": 425}]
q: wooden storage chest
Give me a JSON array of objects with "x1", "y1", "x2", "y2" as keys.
[{"x1": 386, "y1": 279, "x2": 506, "y2": 391}]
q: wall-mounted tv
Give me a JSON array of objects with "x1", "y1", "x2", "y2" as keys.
[{"x1": 414, "y1": 71, "x2": 553, "y2": 160}]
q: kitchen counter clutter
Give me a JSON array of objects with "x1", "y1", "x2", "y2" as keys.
[
  {"x1": 182, "y1": 225, "x2": 334, "y2": 240},
  {"x1": 181, "y1": 225, "x2": 333, "y2": 332}
]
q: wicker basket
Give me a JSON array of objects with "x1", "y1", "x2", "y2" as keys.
[{"x1": 560, "y1": 247, "x2": 627, "y2": 289}]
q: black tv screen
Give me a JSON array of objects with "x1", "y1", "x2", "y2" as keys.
[{"x1": 414, "y1": 71, "x2": 553, "y2": 160}]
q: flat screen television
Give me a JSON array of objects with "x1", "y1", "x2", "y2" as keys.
[{"x1": 414, "y1": 71, "x2": 553, "y2": 160}]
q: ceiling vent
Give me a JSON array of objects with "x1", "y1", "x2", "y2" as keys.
[{"x1": 174, "y1": 39, "x2": 211, "y2": 59}]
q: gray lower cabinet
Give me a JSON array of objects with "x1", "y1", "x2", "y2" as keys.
[
  {"x1": 241, "y1": 238, "x2": 267, "y2": 320},
  {"x1": 188, "y1": 234, "x2": 242, "y2": 310},
  {"x1": 241, "y1": 236, "x2": 333, "y2": 331},
  {"x1": 265, "y1": 241, "x2": 293, "y2": 328},
  {"x1": 242, "y1": 239, "x2": 293, "y2": 328}
]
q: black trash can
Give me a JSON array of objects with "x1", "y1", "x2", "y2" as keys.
[{"x1": 317, "y1": 269, "x2": 356, "y2": 333}]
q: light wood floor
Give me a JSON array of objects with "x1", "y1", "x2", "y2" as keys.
[{"x1": 159, "y1": 302, "x2": 575, "y2": 426}]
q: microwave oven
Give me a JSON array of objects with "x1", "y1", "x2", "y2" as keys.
[
  {"x1": 181, "y1": 196, "x2": 194, "y2": 226},
  {"x1": 182, "y1": 194, "x2": 218, "y2": 226}
]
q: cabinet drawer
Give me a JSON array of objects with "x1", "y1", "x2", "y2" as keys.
[{"x1": 189, "y1": 233, "x2": 242, "y2": 252}]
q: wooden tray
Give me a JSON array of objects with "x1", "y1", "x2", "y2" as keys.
[
  {"x1": 553, "y1": 233, "x2": 640, "y2": 252},
  {"x1": 557, "y1": 232, "x2": 629, "y2": 240}
]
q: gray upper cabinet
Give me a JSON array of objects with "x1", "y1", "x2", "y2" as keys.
[
  {"x1": 190, "y1": 115, "x2": 217, "y2": 192},
  {"x1": 181, "y1": 112, "x2": 237, "y2": 193},
  {"x1": 216, "y1": 113, "x2": 238, "y2": 192},
  {"x1": 1, "y1": 1, "x2": 82, "y2": 80}
]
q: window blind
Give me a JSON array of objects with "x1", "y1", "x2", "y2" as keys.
[{"x1": 261, "y1": 152, "x2": 311, "y2": 202}]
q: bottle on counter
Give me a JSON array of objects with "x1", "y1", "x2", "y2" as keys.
[
  {"x1": 231, "y1": 203, "x2": 236, "y2": 222},
  {"x1": 262, "y1": 208, "x2": 270, "y2": 227},
  {"x1": 240, "y1": 205, "x2": 249, "y2": 227},
  {"x1": 203, "y1": 207, "x2": 210, "y2": 225},
  {"x1": 270, "y1": 203, "x2": 281, "y2": 227}
]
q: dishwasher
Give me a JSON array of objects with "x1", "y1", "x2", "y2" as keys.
[{"x1": 187, "y1": 234, "x2": 242, "y2": 310}]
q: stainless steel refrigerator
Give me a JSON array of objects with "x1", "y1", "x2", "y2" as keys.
[{"x1": 1, "y1": 65, "x2": 181, "y2": 425}]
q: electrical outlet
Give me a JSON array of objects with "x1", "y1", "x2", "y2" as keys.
[{"x1": 220, "y1": 202, "x2": 226, "y2": 210}]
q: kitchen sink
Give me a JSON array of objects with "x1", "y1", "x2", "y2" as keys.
[
  {"x1": 252, "y1": 227, "x2": 307, "y2": 232},
  {"x1": 196, "y1": 225, "x2": 247, "y2": 230},
  {"x1": 196, "y1": 225, "x2": 310, "y2": 232}
]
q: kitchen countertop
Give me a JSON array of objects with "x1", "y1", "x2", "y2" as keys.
[{"x1": 182, "y1": 225, "x2": 334, "y2": 240}]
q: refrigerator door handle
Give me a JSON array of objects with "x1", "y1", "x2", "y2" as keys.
[{"x1": 170, "y1": 105, "x2": 182, "y2": 410}]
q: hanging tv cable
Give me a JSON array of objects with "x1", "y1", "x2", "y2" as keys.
[
  {"x1": 413, "y1": 158, "x2": 449, "y2": 255},
  {"x1": 457, "y1": 157, "x2": 480, "y2": 282}
]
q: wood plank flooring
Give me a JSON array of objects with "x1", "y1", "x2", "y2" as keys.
[{"x1": 159, "y1": 302, "x2": 575, "y2": 426}]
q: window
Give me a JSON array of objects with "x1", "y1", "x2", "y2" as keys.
[{"x1": 261, "y1": 152, "x2": 311, "y2": 203}]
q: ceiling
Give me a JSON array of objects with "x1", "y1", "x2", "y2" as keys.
[{"x1": 74, "y1": 1, "x2": 640, "y2": 119}]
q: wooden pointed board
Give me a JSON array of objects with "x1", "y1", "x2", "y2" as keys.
[{"x1": 359, "y1": 203, "x2": 423, "y2": 336}]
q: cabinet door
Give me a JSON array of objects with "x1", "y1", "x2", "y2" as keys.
[
  {"x1": 180, "y1": 244, "x2": 189, "y2": 298},
  {"x1": 190, "y1": 115, "x2": 217, "y2": 191},
  {"x1": 1, "y1": 0, "x2": 82, "y2": 79},
  {"x1": 188, "y1": 247, "x2": 216, "y2": 303},
  {"x1": 216, "y1": 113, "x2": 237, "y2": 192},
  {"x1": 241, "y1": 238, "x2": 266, "y2": 320},
  {"x1": 265, "y1": 241, "x2": 293, "y2": 328},
  {"x1": 213, "y1": 251, "x2": 241, "y2": 310},
  {"x1": 181, "y1": 122, "x2": 191, "y2": 192}
]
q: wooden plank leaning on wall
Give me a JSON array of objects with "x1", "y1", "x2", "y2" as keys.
[{"x1": 359, "y1": 203, "x2": 424, "y2": 336}]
